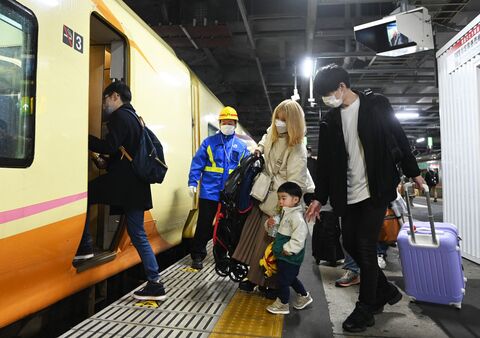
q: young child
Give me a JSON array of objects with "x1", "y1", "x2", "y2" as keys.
[{"x1": 266, "y1": 181, "x2": 313, "y2": 314}]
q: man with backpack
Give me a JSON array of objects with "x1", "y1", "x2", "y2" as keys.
[
  {"x1": 424, "y1": 168, "x2": 439, "y2": 202},
  {"x1": 75, "y1": 81, "x2": 166, "y2": 301},
  {"x1": 305, "y1": 64, "x2": 424, "y2": 332}
]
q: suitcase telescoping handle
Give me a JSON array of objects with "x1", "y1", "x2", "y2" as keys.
[{"x1": 403, "y1": 182, "x2": 438, "y2": 245}]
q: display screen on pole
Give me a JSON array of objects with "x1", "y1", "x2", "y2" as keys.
[{"x1": 355, "y1": 20, "x2": 416, "y2": 53}]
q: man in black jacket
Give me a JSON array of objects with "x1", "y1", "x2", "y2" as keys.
[
  {"x1": 305, "y1": 64, "x2": 424, "y2": 332},
  {"x1": 75, "y1": 81, "x2": 166, "y2": 301}
]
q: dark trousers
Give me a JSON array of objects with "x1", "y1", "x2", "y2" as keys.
[
  {"x1": 277, "y1": 259, "x2": 307, "y2": 304},
  {"x1": 342, "y1": 198, "x2": 389, "y2": 307},
  {"x1": 191, "y1": 198, "x2": 219, "y2": 261}
]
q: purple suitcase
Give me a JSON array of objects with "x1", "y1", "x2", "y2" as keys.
[{"x1": 397, "y1": 183, "x2": 466, "y2": 308}]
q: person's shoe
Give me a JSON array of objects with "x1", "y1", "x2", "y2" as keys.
[
  {"x1": 259, "y1": 286, "x2": 278, "y2": 300},
  {"x1": 377, "y1": 255, "x2": 387, "y2": 270},
  {"x1": 342, "y1": 302, "x2": 375, "y2": 333},
  {"x1": 191, "y1": 258, "x2": 203, "y2": 270},
  {"x1": 372, "y1": 284, "x2": 402, "y2": 314},
  {"x1": 133, "y1": 281, "x2": 167, "y2": 301},
  {"x1": 266, "y1": 298, "x2": 290, "y2": 315},
  {"x1": 434, "y1": 198, "x2": 438, "y2": 203},
  {"x1": 73, "y1": 248, "x2": 94, "y2": 261},
  {"x1": 239, "y1": 279, "x2": 256, "y2": 292},
  {"x1": 335, "y1": 270, "x2": 360, "y2": 287},
  {"x1": 293, "y1": 292, "x2": 313, "y2": 310}
]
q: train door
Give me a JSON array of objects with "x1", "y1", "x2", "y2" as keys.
[
  {"x1": 183, "y1": 77, "x2": 201, "y2": 238},
  {"x1": 79, "y1": 14, "x2": 127, "y2": 269}
]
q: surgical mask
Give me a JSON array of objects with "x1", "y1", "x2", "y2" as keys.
[
  {"x1": 102, "y1": 105, "x2": 115, "y2": 121},
  {"x1": 322, "y1": 89, "x2": 344, "y2": 108},
  {"x1": 275, "y1": 119, "x2": 287, "y2": 134},
  {"x1": 220, "y1": 124, "x2": 235, "y2": 136}
]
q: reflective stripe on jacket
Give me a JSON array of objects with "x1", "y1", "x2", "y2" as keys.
[{"x1": 188, "y1": 132, "x2": 249, "y2": 201}]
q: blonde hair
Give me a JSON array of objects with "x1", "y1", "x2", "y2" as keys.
[{"x1": 270, "y1": 99, "x2": 306, "y2": 147}]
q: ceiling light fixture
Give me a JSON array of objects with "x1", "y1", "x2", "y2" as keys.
[
  {"x1": 416, "y1": 137, "x2": 425, "y2": 143},
  {"x1": 302, "y1": 57, "x2": 313, "y2": 78},
  {"x1": 395, "y1": 112, "x2": 419, "y2": 120},
  {"x1": 291, "y1": 64, "x2": 300, "y2": 101}
]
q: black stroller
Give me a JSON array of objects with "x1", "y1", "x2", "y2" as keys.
[{"x1": 213, "y1": 154, "x2": 264, "y2": 281}]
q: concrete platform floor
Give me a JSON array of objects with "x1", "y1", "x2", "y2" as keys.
[{"x1": 288, "y1": 214, "x2": 480, "y2": 338}]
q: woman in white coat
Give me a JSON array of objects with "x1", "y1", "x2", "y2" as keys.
[{"x1": 233, "y1": 99, "x2": 314, "y2": 295}]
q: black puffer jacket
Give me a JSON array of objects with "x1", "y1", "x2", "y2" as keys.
[
  {"x1": 88, "y1": 103, "x2": 153, "y2": 210},
  {"x1": 314, "y1": 90, "x2": 420, "y2": 216}
]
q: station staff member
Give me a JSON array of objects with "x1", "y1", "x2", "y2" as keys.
[{"x1": 188, "y1": 107, "x2": 249, "y2": 270}]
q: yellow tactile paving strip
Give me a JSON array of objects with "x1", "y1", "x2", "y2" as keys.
[{"x1": 210, "y1": 291, "x2": 283, "y2": 338}]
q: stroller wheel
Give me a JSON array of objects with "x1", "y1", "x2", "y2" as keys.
[
  {"x1": 215, "y1": 258, "x2": 230, "y2": 277},
  {"x1": 229, "y1": 262, "x2": 248, "y2": 282}
]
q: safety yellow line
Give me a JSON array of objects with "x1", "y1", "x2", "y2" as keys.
[{"x1": 210, "y1": 291, "x2": 284, "y2": 338}]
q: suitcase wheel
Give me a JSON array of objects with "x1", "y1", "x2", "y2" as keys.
[{"x1": 450, "y1": 302, "x2": 462, "y2": 310}]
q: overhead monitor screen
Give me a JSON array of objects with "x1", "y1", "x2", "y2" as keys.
[
  {"x1": 354, "y1": 20, "x2": 416, "y2": 53},
  {"x1": 386, "y1": 22, "x2": 410, "y2": 47}
]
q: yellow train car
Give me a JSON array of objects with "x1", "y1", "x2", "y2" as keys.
[{"x1": 0, "y1": 0, "x2": 255, "y2": 331}]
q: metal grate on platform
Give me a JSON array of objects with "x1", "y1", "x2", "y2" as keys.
[{"x1": 59, "y1": 243, "x2": 237, "y2": 338}]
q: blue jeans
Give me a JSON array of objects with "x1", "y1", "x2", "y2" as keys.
[
  {"x1": 277, "y1": 260, "x2": 307, "y2": 304},
  {"x1": 343, "y1": 254, "x2": 360, "y2": 274},
  {"x1": 78, "y1": 206, "x2": 160, "y2": 282},
  {"x1": 343, "y1": 243, "x2": 389, "y2": 274},
  {"x1": 377, "y1": 242, "x2": 389, "y2": 257}
]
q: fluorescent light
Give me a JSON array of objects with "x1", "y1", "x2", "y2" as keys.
[
  {"x1": 395, "y1": 112, "x2": 419, "y2": 120},
  {"x1": 291, "y1": 88, "x2": 300, "y2": 101},
  {"x1": 302, "y1": 57, "x2": 313, "y2": 78},
  {"x1": 416, "y1": 137, "x2": 425, "y2": 143}
]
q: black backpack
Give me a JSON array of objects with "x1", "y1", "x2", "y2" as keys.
[
  {"x1": 221, "y1": 155, "x2": 264, "y2": 211},
  {"x1": 120, "y1": 110, "x2": 168, "y2": 184}
]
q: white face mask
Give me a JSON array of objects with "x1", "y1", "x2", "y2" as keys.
[
  {"x1": 275, "y1": 119, "x2": 287, "y2": 134},
  {"x1": 322, "y1": 88, "x2": 344, "y2": 108},
  {"x1": 220, "y1": 124, "x2": 235, "y2": 136}
]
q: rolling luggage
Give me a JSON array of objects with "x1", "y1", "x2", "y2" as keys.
[
  {"x1": 397, "y1": 183, "x2": 466, "y2": 308},
  {"x1": 312, "y1": 211, "x2": 344, "y2": 264},
  {"x1": 378, "y1": 208, "x2": 401, "y2": 244}
]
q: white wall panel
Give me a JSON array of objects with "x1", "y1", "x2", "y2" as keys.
[{"x1": 437, "y1": 15, "x2": 480, "y2": 263}]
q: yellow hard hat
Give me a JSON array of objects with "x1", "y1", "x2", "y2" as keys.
[{"x1": 219, "y1": 106, "x2": 238, "y2": 121}]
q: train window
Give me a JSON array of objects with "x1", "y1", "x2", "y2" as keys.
[
  {"x1": 208, "y1": 123, "x2": 218, "y2": 136},
  {"x1": 0, "y1": 0, "x2": 37, "y2": 167}
]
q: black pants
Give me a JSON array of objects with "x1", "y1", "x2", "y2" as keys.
[
  {"x1": 342, "y1": 198, "x2": 390, "y2": 307},
  {"x1": 191, "y1": 198, "x2": 219, "y2": 261},
  {"x1": 277, "y1": 260, "x2": 307, "y2": 304}
]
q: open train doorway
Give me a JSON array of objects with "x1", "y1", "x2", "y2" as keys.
[{"x1": 79, "y1": 14, "x2": 127, "y2": 270}]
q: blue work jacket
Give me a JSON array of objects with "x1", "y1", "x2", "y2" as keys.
[{"x1": 188, "y1": 132, "x2": 249, "y2": 201}]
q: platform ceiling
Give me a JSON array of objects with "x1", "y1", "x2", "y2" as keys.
[{"x1": 124, "y1": 0, "x2": 479, "y2": 158}]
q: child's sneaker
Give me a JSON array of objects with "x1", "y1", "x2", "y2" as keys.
[
  {"x1": 266, "y1": 298, "x2": 290, "y2": 314},
  {"x1": 293, "y1": 292, "x2": 313, "y2": 310}
]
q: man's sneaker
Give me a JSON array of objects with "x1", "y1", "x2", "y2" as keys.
[
  {"x1": 73, "y1": 249, "x2": 94, "y2": 261},
  {"x1": 342, "y1": 302, "x2": 375, "y2": 332},
  {"x1": 293, "y1": 292, "x2": 313, "y2": 310},
  {"x1": 239, "y1": 279, "x2": 256, "y2": 292},
  {"x1": 377, "y1": 255, "x2": 387, "y2": 270},
  {"x1": 266, "y1": 298, "x2": 290, "y2": 315},
  {"x1": 335, "y1": 270, "x2": 360, "y2": 287},
  {"x1": 191, "y1": 258, "x2": 203, "y2": 270},
  {"x1": 133, "y1": 281, "x2": 167, "y2": 301}
]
